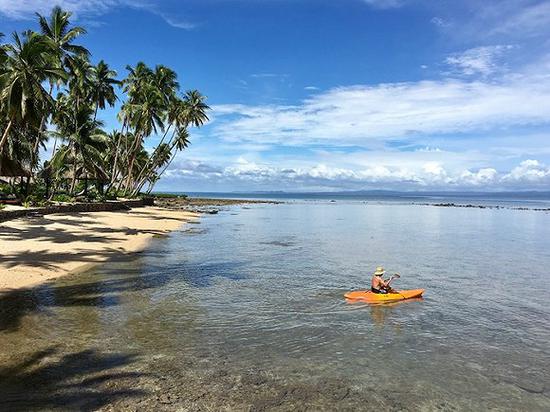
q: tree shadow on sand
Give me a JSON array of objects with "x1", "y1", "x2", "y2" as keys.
[
  {"x1": 0, "y1": 346, "x2": 151, "y2": 411},
  {"x1": 0, "y1": 222, "x2": 169, "y2": 244},
  {"x1": 0, "y1": 270, "x2": 172, "y2": 332}
]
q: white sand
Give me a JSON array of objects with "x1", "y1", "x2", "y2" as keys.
[{"x1": 0, "y1": 207, "x2": 198, "y2": 292}]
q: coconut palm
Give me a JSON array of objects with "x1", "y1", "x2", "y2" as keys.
[
  {"x1": 152, "y1": 65, "x2": 179, "y2": 105},
  {"x1": 0, "y1": 31, "x2": 66, "y2": 153},
  {"x1": 64, "y1": 54, "x2": 95, "y2": 110},
  {"x1": 180, "y1": 90, "x2": 210, "y2": 127},
  {"x1": 0, "y1": 33, "x2": 6, "y2": 65},
  {"x1": 153, "y1": 127, "x2": 190, "y2": 188},
  {"x1": 36, "y1": 6, "x2": 88, "y2": 66},
  {"x1": 0, "y1": 7, "x2": 209, "y2": 201},
  {"x1": 120, "y1": 63, "x2": 172, "y2": 194},
  {"x1": 50, "y1": 104, "x2": 108, "y2": 193},
  {"x1": 123, "y1": 62, "x2": 154, "y2": 101},
  {"x1": 90, "y1": 60, "x2": 120, "y2": 119},
  {"x1": 131, "y1": 90, "x2": 209, "y2": 195},
  {"x1": 35, "y1": 7, "x2": 88, "y2": 159}
]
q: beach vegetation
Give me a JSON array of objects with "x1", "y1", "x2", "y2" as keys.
[{"x1": 0, "y1": 7, "x2": 209, "y2": 205}]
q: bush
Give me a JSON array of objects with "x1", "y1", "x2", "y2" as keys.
[
  {"x1": 51, "y1": 194, "x2": 75, "y2": 203},
  {"x1": 0, "y1": 183, "x2": 15, "y2": 196},
  {"x1": 152, "y1": 193, "x2": 187, "y2": 199},
  {"x1": 22, "y1": 194, "x2": 47, "y2": 208}
]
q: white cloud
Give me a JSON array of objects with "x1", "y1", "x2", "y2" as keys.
[
  {"x1": 211, "y1": 67, "x2": 550, "y2": 146},
  {"x1": 362, "y1": 0, "x2": 405, "y2": 9},
  {"x1": 0, "y1": 0, "x2": 122, "y2": 19},
  {"x1": 459, "y1": 168, "x2": 498, "y2": 186},
  {"x1": 490, "y1": 1, "x2": 550, "y2": 37},
  {"x1": 445, "y1": 45, "x2": 515, "y2": 76},
  {"x1": 502, "y1": 159, "x2": 550, "y2": 183},
  {"x1": 0, "y1": 0, "x2": 195, "y2": 30},
  {"x1": 157, "y1": 13, "x2": 197, "y2": 30},
  {"x1": 161, "y1": 157, "x2": 550, "y2": 191},
  {"x1": 251, "y1": 73, "x2": 288, "y2": 79},
  {"x1": 430, "y1": 16, "x2": 450, "y2": 28}
]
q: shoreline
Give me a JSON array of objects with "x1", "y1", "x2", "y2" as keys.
[
  {"x1": 0, "y1": 206, "x2": 199, "y2": 293},
  {"x1": 153, "y1": 196, "x2": 283, "y2": 213},
  {"x1": 3, "y1": 196, "x2": 545, "y2": 293},
  {"x1": 0, "y1": 198, "x2": 281, "y2": 293}
]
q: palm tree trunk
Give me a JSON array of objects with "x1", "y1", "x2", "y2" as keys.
[
  {"x1": 157, "y1": 152, "x2": 176, "y2": 180},
  {"x1": 47, "y1": 83, "x2": 60, "y2": 159},
  {"x1": 107, "y1": 122, "x2": 128, "y2": 193},
  {"x1": 132, "y1": 124, "x2": 173, "y2": 195},
  {"x1": 145, "y1": 142, "x2": 178, "y2": 193},
  {"x1": 123, "y1": 130, "x2": 144, "y2": 195},
  {"x1": 31, "y1": 117, "x2": 47, "y2": 170},
  {"x1": 0, "y1": 119, "x2": 13, "y2": 153},
  {"x1": 114, "y1": 132, "x2": 131, "y2": 194},
  {"x1": 70, "y1": 147, "x2": 77, "y2": 195}
]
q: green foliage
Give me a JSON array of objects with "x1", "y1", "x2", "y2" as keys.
[
  {"x1": 152, "y1": 193, "x2": 187, "y2": 199},
  {"x1": 51, "y1": 193, "x2": 74, "y2": 203},
  {"x1": 0, "y1": 183, "x2": 14, "y2": 195},
  {"x1": 22, "y1": 194, "x2": 47, "y2": 207},
  {"x1": 0, "y1": 7, "x2": 210, "y2": 204}
]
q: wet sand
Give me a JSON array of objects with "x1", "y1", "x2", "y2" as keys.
[{"x1": 0, "y1": 207, "x2": 198, "y2": 292}]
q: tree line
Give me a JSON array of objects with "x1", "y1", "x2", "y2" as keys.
[{"x1": 0, "y1": 6, "x2": 209, "y2": 204}]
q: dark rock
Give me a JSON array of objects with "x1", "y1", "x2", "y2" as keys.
[
  {"x1": 157, "y1": 393, "x2": 174, "y2": 404},
  {"x1": 241, "y1": 373, "x2": 267, "y2": 386}
]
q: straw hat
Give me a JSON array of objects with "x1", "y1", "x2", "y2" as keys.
[{"x1": 374, "y1": 266, "x2": 385, "y2": 276}]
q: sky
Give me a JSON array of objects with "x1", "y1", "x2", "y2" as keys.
[{"x1": 1, "y1": 0, "x2": 550, "y2": 192}]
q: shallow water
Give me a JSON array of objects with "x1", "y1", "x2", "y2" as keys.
[{"x1": 1, "y1": 202, "x2": 550, "y2": 411}]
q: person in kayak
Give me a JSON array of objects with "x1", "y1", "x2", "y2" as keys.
[{"x1": 371, "y1": 266, "x2": 391, "y2": 294}]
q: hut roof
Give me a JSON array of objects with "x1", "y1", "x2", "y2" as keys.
[
  {"x1": 0, "y1": 155, "x2": 30, "y2": 177},
  {"x1": 59, "y1": 165, "x2": 109, "y2": 181}
]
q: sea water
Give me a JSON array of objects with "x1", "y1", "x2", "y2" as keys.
[{"x1": 1, "y1": 200, "x2": 549, "y2": 410}]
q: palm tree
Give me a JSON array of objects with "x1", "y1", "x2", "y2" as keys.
[
  {"x1": 36, "y1": 6, "x2": 88, "y2": 68},
  {"x1": 131, "y1": 90, "x2": 209, "y2": 195},
  {"x1": 50, "y1": 104, "x2": 108, "y2": 194},
  {"x1": 152, "y1": 65, "x2": 179, "y2": 105},
  {"x1": 0, "y1": 31, "x2": 66, "y2": 153},
  {"x1": 36, "y1": 7, "x2": 88, "y2": 158},
  {"x1": 64, "y1": 54, "x2": 94, "y2": 109},
  {"x1": 0, "y1": 33, "x2": 6, "y2": 65},
  {"x1": 120, "y1": 63, "x2": 170, "y2": 194},
  {"x1": 180, "y1": 90, "x2": 210, "y2": 127},
  {"x1": 90, "y1": 60, "x2": 120, "y2": 119},
  {"x1": 1, "y1": 7, "x2": 209, "y2": 200}
]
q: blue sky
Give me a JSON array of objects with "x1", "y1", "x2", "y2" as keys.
[{"x1": 2, "y1": 0, "x2": 550, "y2": 192}]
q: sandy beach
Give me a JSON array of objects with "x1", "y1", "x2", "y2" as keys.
[{"x1": 0, "y1": 207, "x2": 198, "y2": 292}]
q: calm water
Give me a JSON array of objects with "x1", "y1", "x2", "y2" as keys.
[{"x1": 1, "y1": 202, "x2": 550, "y2": 411}]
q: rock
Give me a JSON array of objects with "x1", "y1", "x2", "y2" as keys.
[
  {"x1": 515, "y1": 379, "x2": 545, "y2": 394},
  {"x1": 157, "y1": 393, "x2": 174, "y2": 404},
  {"x1": 241, "y1": 373, "x2": 267, "y2": 386}
]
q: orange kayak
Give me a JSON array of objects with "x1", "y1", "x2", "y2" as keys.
[{"x1": 344, "y1": 289, "x2": 424, "y2": 303}]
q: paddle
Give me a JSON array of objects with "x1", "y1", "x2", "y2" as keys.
[{"x1": 384, "y1": 273, "x2": 401, "y2": 293}]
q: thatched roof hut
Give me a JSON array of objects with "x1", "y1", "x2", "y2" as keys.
[
  {"x1": 0, "y1": 155, "x2": 30, "y2": 178},
  {"x1": 59, "y1": 166, "x2": 109, "y2": 182}
]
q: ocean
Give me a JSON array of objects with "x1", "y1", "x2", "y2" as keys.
[{"x1": 1, "y1": 196, "x2": 549, "y2": 410}]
